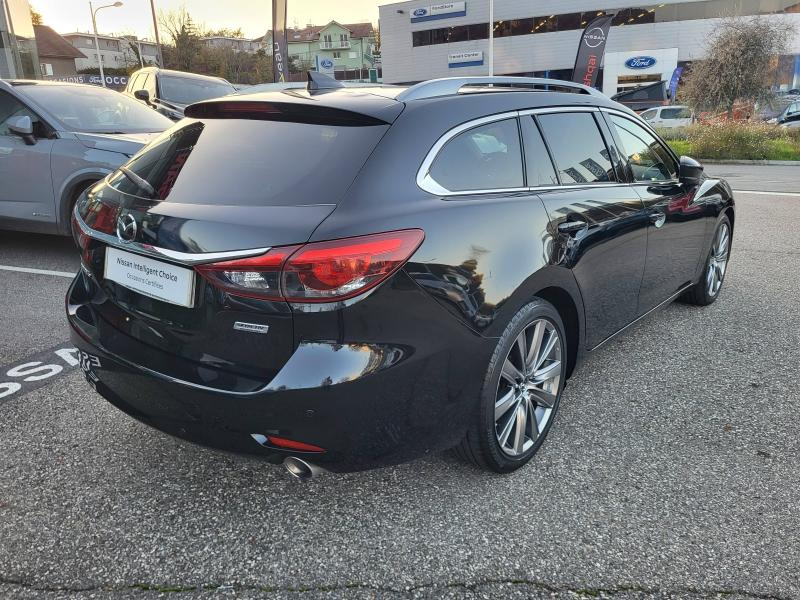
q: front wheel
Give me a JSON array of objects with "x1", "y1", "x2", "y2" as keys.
[
  {"x1": 455, "y1": 299, "x2": 566, "y2": 473},
  {"x1": 681, "y1": 216, "x2": 731, "y2": 306}
]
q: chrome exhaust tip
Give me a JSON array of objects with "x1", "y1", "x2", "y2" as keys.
[{"x1": 283, "y1": 456, "x2": 324, "y2": 481}]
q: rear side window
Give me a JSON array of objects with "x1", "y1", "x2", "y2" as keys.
[
  {"x1": 107, "y1": 118, "x2": 389, "y2": 205},
  {"x1": 538, "y1": 113, "x2": 615, "y2": 184},
  {"x1": 428, "y1": 118, "x2": 524, "y2": 192},
  {"x1": 660, "y1": 107, "x2": 690, "y2": 120},
  {"x1": 609, "y1": 115, "x2": 678, "y2": 182},
  {"x1": 519, "y1": 117, "x2": 558, "y2": 187}
]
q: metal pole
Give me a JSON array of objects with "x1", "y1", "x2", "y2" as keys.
[
  {"x1": 137, "y1": 39, "x2": 144, "y2": 68},
  {"x1": 89, "y1": 2, "x2": 106, "y2": 87},
  {"x1": 488, "y1": 0, "x2": 494, "y2": 76},
  {"x1": 149, "y1": 0, "x2": 163, "y2": 67}
]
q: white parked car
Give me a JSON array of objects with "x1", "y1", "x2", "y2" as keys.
[{"x1": 640, "y1": 105, "x2": 693, "y2": 130}]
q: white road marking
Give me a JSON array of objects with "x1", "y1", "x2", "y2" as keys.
[
  {"x1": 733, "y1": 189, "x2": 800, "y2": 198},
  {"x1": 0, "y1": 265, "x2": 76, "y2": 278}
]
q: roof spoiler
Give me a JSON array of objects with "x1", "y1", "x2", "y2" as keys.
[{"x1": 307, "y1": 71, "x2": 344, "y2": 92}]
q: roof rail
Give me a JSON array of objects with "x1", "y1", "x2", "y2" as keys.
[{"x1": 396, "y1": 76, "x2": 605, "y2": 103}]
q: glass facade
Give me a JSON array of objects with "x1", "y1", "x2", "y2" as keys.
[
  {"x1": 0, "y1": 0, "x2": 39, "y2": 79},
  {"x1": 412, "y1": 1, "x2": 800, "y2": 47}
]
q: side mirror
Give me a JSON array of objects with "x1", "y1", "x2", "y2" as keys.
[
  {"x1": 679, "y1": 155, "x2": 704, "y2": 186},
  {"x1": 134, "y1": 89, "x2": 151, "y2": 104},
  {"x1": 7, "y1": 115, "x2": 35, "y2": 145}
]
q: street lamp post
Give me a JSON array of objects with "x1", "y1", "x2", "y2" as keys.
[
  {"x1": 89, "y1": 1, "x2": 123, "y2": 87},
  {"x1": 488, "y1": 0, "x2": 494, "y2": 76}
]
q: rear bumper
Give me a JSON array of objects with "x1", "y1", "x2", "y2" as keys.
[{"x1": 67, "y1": 270, "x2": 494, "y2": 472}]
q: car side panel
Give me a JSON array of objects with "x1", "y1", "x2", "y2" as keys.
[{"x1": 50, "y1": 140, "x2": 126, "y2": 233}]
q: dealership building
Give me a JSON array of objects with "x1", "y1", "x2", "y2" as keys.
[{"x1": 378, "y1": 1, "x2": 800, "y2": 94}]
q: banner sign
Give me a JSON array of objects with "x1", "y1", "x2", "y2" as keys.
[
  {"x1": 46, "y1": 74, "x2": 128, "y2": 89},
  {"x1": 571, "y1": 14, "x2": 614, "y2": 89},
  {"x1": 448, "y1": 50, "x2": 483, "y2": 68},
  {"x1": 272, "y1": 0, "x2": 288, "y2": 82},
  {"x1": 411, "y1": 2, "x2": 467, "y2": 23},
  {"x1": 668, "y1": 66, "x2": 684, "y2": 99}
]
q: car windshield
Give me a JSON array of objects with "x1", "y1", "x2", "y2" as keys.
[
  {"x1": 17, "y1": 84, "x2": 172, "y2": 133},
  {"x1": 158, "y1": 76, "x2": 235, "y2": 105}
]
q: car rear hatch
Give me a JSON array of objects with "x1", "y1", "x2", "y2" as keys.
[{"x1": 73, "y1": 93, "x2": 402, "y2": 392}]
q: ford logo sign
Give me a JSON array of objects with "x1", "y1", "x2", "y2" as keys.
[
  {"x1": 412, "y1": 8, "x2": 428, "y2": 16},
  {"x1": 625, "y1": 56, "x2": 657, "y2": 69},
  {"x1": 320, "y1": 58, "x2": 334, "y2": 69}
]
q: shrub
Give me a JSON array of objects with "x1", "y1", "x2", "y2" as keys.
[{"x1": 665, "y1": 122, "x2": 800, "y2": 160}]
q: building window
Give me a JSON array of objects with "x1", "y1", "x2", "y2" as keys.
[
  {"x1": 333, "y1": 51, "x2": 341, "y2": 59},
  {"x1": 40, "y1": 63, "x2": 53, "y2": 76},
  {"x1": 410, "y1": 1, "x2": 800, "y2": 48}
]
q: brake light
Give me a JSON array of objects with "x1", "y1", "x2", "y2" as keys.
[{"x1": 197, "y1": 230, "x2": 424, "y2": 303}]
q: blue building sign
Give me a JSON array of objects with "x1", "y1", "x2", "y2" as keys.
[
  {"x1": 625, "y1": 56, "x2": 657, "y2": 70},
  {"x1": 411, "y1": 2, "x2": 467, "y2": 23}
]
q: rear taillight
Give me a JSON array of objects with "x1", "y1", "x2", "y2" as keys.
[
  {"x1": 197, "y1": 229, "x2": 424, "y2": 303},
  {"x1": 195, "y1": 245, "x2": 300, "y2": 301}
]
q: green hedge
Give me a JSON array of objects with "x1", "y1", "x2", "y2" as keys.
[{"x1": 662, "y1": 122, "x2": 800, "y2": 161}]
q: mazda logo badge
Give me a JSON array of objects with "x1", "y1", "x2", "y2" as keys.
[{"x1": 116, "y1": 213, "x2": 138, "y2": 243}]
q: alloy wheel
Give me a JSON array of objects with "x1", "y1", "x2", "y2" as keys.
[
  {"x1": 706, "y1": 222, "x2": 730, "y2": 297},
  {"x1": 494, "y1": 318, "x2": 562, "y2": 457}
]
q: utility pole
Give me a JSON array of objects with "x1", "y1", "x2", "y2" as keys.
[
  {"x1": 149, "y1": 0, "x2": 163, "y2": 67},
  {"x1": 488, "y1": 0, "x2": 494, "y2": 76}
]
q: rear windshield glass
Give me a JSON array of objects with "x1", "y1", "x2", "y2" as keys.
[
  {"x1": 159, "y1": 76, "x2": 235, "y2": 105},
  {"x1": 107, "y1": 118, "x2": 388, "y2": 206}
]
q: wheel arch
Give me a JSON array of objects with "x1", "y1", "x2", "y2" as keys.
[
  {"x1": 56, "y1": 169, "x2": 110, "y2": 234},
  {"x1": 534, "y1": 286, "x2": 580, "y2": 379}
]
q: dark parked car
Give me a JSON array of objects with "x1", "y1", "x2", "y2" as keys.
[
  {"x1": 123, "y1": 67, "x2": 235, "y2": 121},
  {"x1": 0, "y1": 80, "x2": 171, "y2": 235},
  {"x1": 67, "y1": 75, "x2": 734, "y2": 477}
]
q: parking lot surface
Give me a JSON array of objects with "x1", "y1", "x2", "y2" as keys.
[{"x1": 1, "y1": 181, "x2": 798, "y2": 599}]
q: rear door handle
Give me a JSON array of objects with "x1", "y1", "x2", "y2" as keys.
[{"x1": 557, "y1": 220, "x2": 588, "y2": 235}]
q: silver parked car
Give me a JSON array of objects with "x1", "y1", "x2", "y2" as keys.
[{"x1": 0, "y1": 80, "x2": 172, "y2": 235}]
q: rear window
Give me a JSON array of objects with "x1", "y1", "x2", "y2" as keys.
[
  {"x1": 159, "y1": 75, "x2": 235, "y2": 105},
  {"x1": 107, "y1": 118, "x2": 389, "y2": 206}
]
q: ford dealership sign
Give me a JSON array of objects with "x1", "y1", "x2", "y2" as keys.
[
  {"x1": 410, "y1": 2, "x2": 467, "y2": 22},
  {"x1": 625, "y1": 56, "x2": 657, "y2": 69}
]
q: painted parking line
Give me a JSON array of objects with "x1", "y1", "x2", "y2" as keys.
[
  {"x1": 733, "y1": 189, "x2": 800, "y2": 198},
  {"x1": 0, "y1": 343, "x2": 82, "y2": 406},
  {"x1": 0, "y1": 265, "x2": 76, "y2": 278}
]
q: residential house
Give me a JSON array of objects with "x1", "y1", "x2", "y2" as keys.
[
  {"x1": 261, "y1": 21, "x2": 377, "y2": 77},
  {"x1": 34, "y1": 25, "x2": 85, "y2": 77},
  {"x1": 61, "y1": 32, "x2": 159, "y2": 71},
  {"x1": 200, "y1": 36, "x2": 264, "y2": 53}
]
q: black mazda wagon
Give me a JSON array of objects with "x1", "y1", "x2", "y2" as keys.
[{"x1": 67, "y1": 74, "x2": 734, "y2": 476}]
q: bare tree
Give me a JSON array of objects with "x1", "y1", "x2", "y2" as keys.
[
  {"x1": 682, "y1": 16, "x2": 796, "y2": 119},
  {"x1": 159, "y1": 8, "x2": 199, "y2": 72}
]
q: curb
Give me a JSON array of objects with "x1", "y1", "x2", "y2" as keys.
[{"x1": 699, "y1": 159, "x2": 800, "y2": 166}]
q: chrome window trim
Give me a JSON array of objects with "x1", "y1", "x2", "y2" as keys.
[
  {"x1": 417, "y1": 106, "x2": 628, "y2": 197},
  {"x1": 416, "y1": 110, "x2": 522, "y2": 196},
  {"x1": 73, "y1": 206, "x2": 271, "y2": 265}
]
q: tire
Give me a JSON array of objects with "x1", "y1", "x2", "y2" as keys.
[
  {"x1": 681, "y1": 215, "x2": 731, "y2": 306},
  {"x1": 455, "y1": 298, "x2": 567, "y2": 473}
]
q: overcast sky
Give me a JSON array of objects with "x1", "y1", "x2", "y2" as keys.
[{"x1": 36, "y1": 0, "x2": 388, "y2": 39}]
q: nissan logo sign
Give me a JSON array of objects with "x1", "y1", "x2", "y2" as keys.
[
  {"x1": 625, "y1": 56, "x2": 657, "y2": 69},
  {"x1": 116, "y1": 213, "x2": 138, "y2": 243},
  {"x1": 583, "y1": 27, "x2": 607, "y2": 48},
  {"x1": 412, "y1": 8, "x2": 428, "y2": 16}
]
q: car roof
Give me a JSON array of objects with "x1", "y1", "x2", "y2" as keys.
[
  {"x1": 129, "y1": 67, "x2": 232, "y2": 85},
  {"x1": 193, "y1": 76, "x2": 634, "y2": 126}
]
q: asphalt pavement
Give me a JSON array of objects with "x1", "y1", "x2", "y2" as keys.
[{"x1": 0, "y1": 172, "x2": 798, "y2": 599}]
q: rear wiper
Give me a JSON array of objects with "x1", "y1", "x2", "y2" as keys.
[{"x1": 119, "y1": 166, "x2": 155, "y2": 198}]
